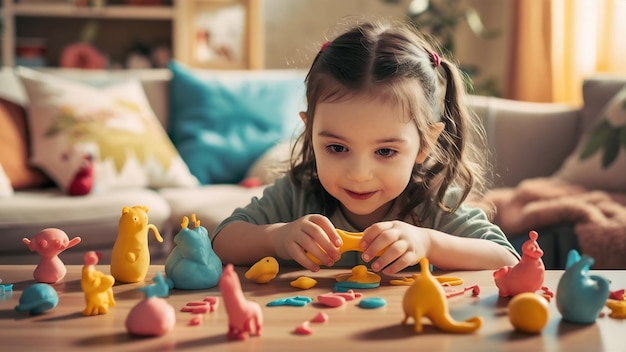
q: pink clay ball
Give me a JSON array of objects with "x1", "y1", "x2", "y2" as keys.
[{"x1": 126, "y1": 297, "x2": 175, "y2": 336}]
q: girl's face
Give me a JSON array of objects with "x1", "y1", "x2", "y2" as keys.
[{"x1": 307, "y1": 94, "x2": 423, "y2": 228}]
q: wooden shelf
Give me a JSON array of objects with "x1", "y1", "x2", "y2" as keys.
[
  {"x1": 11, "y1": 3, "x2": 174, "y2": 20},
  {"x1": 1, "y1": 0, "x2": 178, "y2": 67}
]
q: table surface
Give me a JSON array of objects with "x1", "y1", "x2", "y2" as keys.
[{"x1": 0, "y1": 265, "x2": 624, "y2": 351}]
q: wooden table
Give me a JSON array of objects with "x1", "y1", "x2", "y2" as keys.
[{"x1": 0, "y1": 265, "x2": 623, "y2": 351}]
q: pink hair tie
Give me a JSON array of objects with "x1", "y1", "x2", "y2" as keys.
[
  {"x1": 430, "y1": 51, "x2": 441, "y2": 68},
  {"x1": 320, "y1": 41, "x2": 331, "y2": 52}
]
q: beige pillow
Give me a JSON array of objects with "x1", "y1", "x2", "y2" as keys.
[
  {"x1": 554, "y1": 85, "x2": 626, "y2": 191},
  {"x1": 18, "y1": 67, "x2": 198, "y2": 194},
  {"x1": 245, "y1": 141, "x2": 293, "y2": 185}
]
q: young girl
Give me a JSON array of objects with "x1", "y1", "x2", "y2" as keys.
[{"x1": 212, "y1": 20, "x2": 519, "y2": 275}]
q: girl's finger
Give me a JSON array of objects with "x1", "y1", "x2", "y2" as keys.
[
  {"x1": 288, "y1": 242, "x2": 321, "y2": 272},
  {"x1": 370, "y1": 240, "x2": 408, "y2": 272},
  {"x1": 382, "y1": 253, "x2": 418, "y2": 275}
]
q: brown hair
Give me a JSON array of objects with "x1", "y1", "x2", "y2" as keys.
[{"x1": 290, "y1": 20, "x2": 490, "y2": 219}]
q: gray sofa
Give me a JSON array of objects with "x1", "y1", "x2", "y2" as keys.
[
  {"x1": 1, "y1": 67, "x2": 623, "y2": 267},
  {"x1": 0, "y1": 67, "x2": 291, "y2": 265}
]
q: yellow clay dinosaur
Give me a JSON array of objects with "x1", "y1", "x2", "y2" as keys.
[{"x1": 402, "y1": 258, "x2": 482, "y2": 334}]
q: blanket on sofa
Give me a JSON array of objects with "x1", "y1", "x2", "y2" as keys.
[{"x1": 480, "y1": 177, "x2": 626, "y2": 269}]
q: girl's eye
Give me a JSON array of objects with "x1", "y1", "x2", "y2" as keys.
[
  {"x1": 326, "y1": 144, "x2": 347, "y2": 154},
  {"x1": 376, "y1": 148, "x2": 397, "y2": 158}
]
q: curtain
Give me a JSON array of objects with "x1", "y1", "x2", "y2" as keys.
[
  {"x1": 507, "y1": 0, "x2": 626, "y2": 105},
  {"x1": 506, "y1": 0, "x2": 553, "y2": 103}
]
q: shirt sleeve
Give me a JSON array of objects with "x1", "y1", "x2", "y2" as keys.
[
  {"x1": 211, "y1": 176, "x2": 322, "y2": 242},
  {"x1": 423, "y1": 187, "x2": 520, "y2": 259}
]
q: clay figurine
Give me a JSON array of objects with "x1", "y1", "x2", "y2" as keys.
[
  {"x1": 81, "y1": 251, "x2": 116, "y2": 316},
  {"x1": 14, "y1": 283, "x2": 59, "y2": 315},
  {"x1": 110, "y1": 205, "x2": 163, "y2": 283},
  {"x1": 219, "y1": 263, "x2": 263, "y2": 340},
  {"x1": 556, "y1": 249, "x2": 610, "y2": 324},
  {"x1": 493, "y1": 231, "x2": 549, "y2": 297},
  {"x1": 165, "y1": 214, "x2": 222, "y2": 289},
  {"x1": 244, "y1": 256, "x2": 279, "y2": 284},
  {"x1": 23, "y1": 228, "x2": 82, "y2": 283},
  {"x1": 402, "y1": 258, "x2": 482, "y2": 333},
  {"x1": 125, "y1": 272, "x2": 175, "y2": 336}
]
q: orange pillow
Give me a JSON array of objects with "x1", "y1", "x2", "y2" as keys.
[{"x1": 0, "y1": 98, "x2": 50, "y2": 189}]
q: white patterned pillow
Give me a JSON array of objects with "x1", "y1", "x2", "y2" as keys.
[
  {"x1": 554, "y1": 85, "x2": 626, "y2": 191},
  {"x1": 17, "y1": 67, "x2": 198, "y2": 194}
]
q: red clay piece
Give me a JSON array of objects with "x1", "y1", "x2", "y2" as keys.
[
  {"x1": 318, "y1": 294, "x2": 346, "y2": 307},
  {"x1": 294, "y1": 321, "x2": 314, "y2": 335},
  {"x1": 494, "y1": 231, "x2": 548, "y2": 297},
  {"x1": 310, "y1": 312, "x2": 329, "y2": 323}
]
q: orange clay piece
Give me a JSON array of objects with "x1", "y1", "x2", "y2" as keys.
[
  {"x1": 81, "y1": 251, "x2": 115, "y2": 316},
  {"x1": 336, "y1": 265, "x2": 381, "y2": 284},
  {"x1": 110, "y1": 206, "x2": 163, "y2": 283},
  {"x1": 306, "y1": 229, "x2": 387, "y2": 265},
  {"x1": 390, "y1": 275, "x2": 463, "y2": 286},
  {"x1": 402, "y1": 258, "x2": 482, "y2": 334},
  {"x1": 245, "y1": 256, "x2": 279, "y2": 284},
  {"x1": 290, "y1": 276, "x2": 318, "y2": 289},
  {"x1": 508, "y1": 292, "x2": 549, "y2": 333},
  {"x1": 606, "y1": 300, "x2": 626, "y2": 319}
]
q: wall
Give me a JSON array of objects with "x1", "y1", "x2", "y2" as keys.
[
  {"x1": 262, "y1": 0, "x2": 512, "y2": 97},
  {"x1": 262, "y1": 0, "x2": 411, "y2": 69}
]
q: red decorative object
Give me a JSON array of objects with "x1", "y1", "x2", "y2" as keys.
[
  {"x1": 67, "y1": 154, "x2": 94, "y2": 196},
  {"x1": 60, "y1": 42, "x2": 106, "y2": 69}
]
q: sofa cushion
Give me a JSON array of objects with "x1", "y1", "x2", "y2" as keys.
[
  {"x1": 554, "y1": 84, "x2": 626, "y2": 191},
  {"x1": 0, "y1": 163, "x2": 13, "y2": 198},
  {"x1": 245, "y1": 141, "x2": 293, "y2": 185},
  {"x1": 17, "y1": 67, "x2": 198, "y2": 194},
  {"x1": 158, "y1": 184, "x2": 265, "y2": 236},
  {"x1": 0, "y1": 97, "x2": 51, "y2": 190},
  {"x1": 0, "y1": 187, "x2": 171, "y2": 255},
  {"x1": 168, "y1": 61, "x2": 305, "y2": 184}
]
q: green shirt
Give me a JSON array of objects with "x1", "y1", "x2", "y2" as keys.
[{"x1": 213, "y1": 175, "x2": 518, "y2": 267}]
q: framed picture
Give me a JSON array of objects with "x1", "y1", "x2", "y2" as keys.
[{"x1": 175, "y1": 0, "x2": 263, "y2": 69}]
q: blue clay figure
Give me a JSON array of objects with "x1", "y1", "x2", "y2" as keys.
[
  {"x1": 15, "y1": 283, "x2": 59, "y2": 315},
  {"x1": 165, "y1": 214, "x2": 222, "y2": 290},
  {"x1": 556, "y1": 249, "x2": 610, "y2": 324}
]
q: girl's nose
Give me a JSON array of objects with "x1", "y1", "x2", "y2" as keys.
[{"x1": 346, "y1": 156, "x2": 373, "y2": 182}]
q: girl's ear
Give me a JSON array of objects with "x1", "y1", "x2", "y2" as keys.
[
  {"x1": 415, "y1": 122, "x2": 445, "y2": 164},
  {"x1": 299, "y1": 111, "x2": 308, "y2": 124}
]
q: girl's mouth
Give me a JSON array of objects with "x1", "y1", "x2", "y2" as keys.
[{"x1": 346, "y1": 190, "x2": 375, "y2": 200}]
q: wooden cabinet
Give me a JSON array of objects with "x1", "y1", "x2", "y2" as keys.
[{"x1": 1, "y1": 0, "x2": 177, "y2": 68}]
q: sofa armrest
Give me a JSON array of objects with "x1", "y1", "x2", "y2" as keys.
[{"x1": 468, "y1": 95, "x2": 582, "y2": 188}]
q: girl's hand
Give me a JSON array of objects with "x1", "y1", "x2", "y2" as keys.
[
  {"x1": 275, "y1": 214, "x2": 343, "y2": 272},
  {"x1": 360, "y1": 221, "x2": 431, "y2": 275}
]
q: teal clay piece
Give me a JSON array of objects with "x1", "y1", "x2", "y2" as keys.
[
  {"x1": 266, "y1": 296, "x2": 313, "y2": 307},
  {"x1": 556, "y1": 250, "x2": 610, "y2": 324},
  {"x1": 14, "y1": 283, "x2": 59, "y2": 315},
  {"x1": 359, "y1": 297, "x2": 386, "y2": 309}
]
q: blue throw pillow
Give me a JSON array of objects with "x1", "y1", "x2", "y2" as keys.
[{"x1": 168, "y1": 61, "x2": 305, "y2": 184}]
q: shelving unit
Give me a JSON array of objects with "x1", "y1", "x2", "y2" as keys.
[{"x1": 1, "y1": 0, "x2": 178, "y2": 68}]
